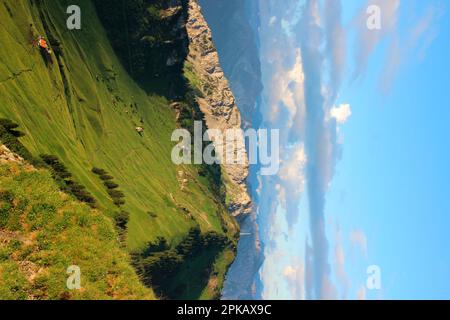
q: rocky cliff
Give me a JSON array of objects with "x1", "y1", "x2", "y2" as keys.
[
  {"x1": 199, "y1": 0, "x2": 263, "y2": 130},
  {"x1": 185, "y1": 0, "x2": 252, "y2": 219},
  {"x1": 198, "y1": 0, "x2": 264, "y2": 299}
]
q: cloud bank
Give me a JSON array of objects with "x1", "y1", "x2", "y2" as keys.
[
  {"x1": 257, "y1": 0, "x2": 441, "y2": 300},
  {"x1": 258, "y1": 0, "x2": 350, "y2": 299}
]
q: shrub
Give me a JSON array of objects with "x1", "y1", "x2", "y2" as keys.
[
  {"x1": 107, "y1": 190, "x2": 125, "y2": 199},
  {"x1": 39, "y1": 154, "x2": 59, "y2": 165},
  {"x1": 141, "y1": 251, "x2": 183, "y2": 287},
  {"x1": 0, "y1": 190, "x2": 14, "y2": 203},
  {"x1": 202, "y1": 231, "x2": 229, "y2": 248},
  {"x1": 99, "y1": 174, "x2": 114, "y2": 181},
  {"x1": 131, "y1": 226, "x2": 229, "y2": 298},
  {"x1": 147, "y1": 211, "x2": 157, "y2": 218},
  {"x1": 40, "y1": 154, "x2": 72, "y2": 179},
  {"x1": 142, "y1": 237, "x2": 169, "y2": 257},
  {"x1": 92, "y1": 169, "x2": 125, "y2": 207},
  {"x1": 175, "y1": 227, "x2": 201, "y2": 257},
  {"x1": 113, "y1": 198, "x2": 125, "y2": 207},
  {"x1": 91, "y1": 167, "x2": 107, "y2": 175},
  {"x1": 104, "y1": 181, "x2": 119, "y2": 190},
  {"x1": 40, "y1": 155, "x2": 97, "y2": 207},
  {"x1": 114, "y1": 210, "x2": 130, "y2": 231},
  {"x1": 0, "y1": 119, "x2": 33, "y2": 161},
  {"x1": 0, "y1": 119, "x2": 19, "y2": 130},
  {"x1": 0, "y1": 119, "x2": 25, "y2": 138}
]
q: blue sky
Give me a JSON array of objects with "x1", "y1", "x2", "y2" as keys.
[
  {"x1": 256, "y1": 0, "x2": 449, "y2": 299},
  {"x1": 329, "y1": 0, "x2": 450, "y2": 299}
]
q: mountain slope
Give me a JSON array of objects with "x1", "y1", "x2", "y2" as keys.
[
  {"x1": 199, "y1": 0, "x2": 263, "y2": 130},
  {"x1": 185, "y1": 0, "x2": 252, "y2": 219},
  {"x1": 199, "y1": 0, "x2": 263, "y2": 299},
  {"x1": 0, "y1": 0, "x2": 244, "y2": 299},
  {"x1": 0, "y1": 145, "x2": 153, "y2": 300}
]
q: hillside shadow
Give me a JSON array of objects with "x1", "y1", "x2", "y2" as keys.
[{"x1": 92, "y1": 0, "x2": 190, "y2": 100}]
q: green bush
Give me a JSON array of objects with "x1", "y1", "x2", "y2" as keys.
[
  {"x1": 114, "y1": 210, "x2": 130, "y2": 231},
  {"x1": 104, "y1": 181, "x2": 119, "y2": 189},
  {"x1": 91, "y1": 168, "x2": 125, "y2": 207},
  {"x1": 92, "y1": 0, "x2": 188, "y2": 97},
  {"x1": 175, "y1": 227, "x2": 202, "y2": 257},
  {"x1": 91, "y1": 167, "x2": 107, "y2": 175},
  {"x1": 113, "y1": 198, "x2": 125, "y2": 207},
  {"x1": 0, "y1": 119, "x2": 19, "y2": 131},
  {"x1": 142, "y1": 237, "x2": 169, "y2": 257},
  {"x1": 141, "y1": 250, "x2": 183, "y2": 287},
  {"x1": 99, "y1": 174, "x2": 114, "y2": 181},
  {"x1": 40, "y1": 155, "x2": 97, "y2": 207},
  {"x1": 0, "y1": 119, "x2": 33, "y2": 161},
  {"x1": 108, "y1": 190, "x2": 125, "y2": 199},
  {"x1": 131, "y1": 225, "x2": 230, "y2": 299},
  {"x1": 41, "y1": 154, "x2": 72, "y2": 179}
]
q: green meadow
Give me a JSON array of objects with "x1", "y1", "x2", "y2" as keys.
[
  {"x1": 0, "y1": 0, "x2": 238, "y2": 299},
  {"x1": 0, "y1": 162, "x2": 153, "y2": 299}
]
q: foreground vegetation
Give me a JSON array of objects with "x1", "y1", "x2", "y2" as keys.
[
  {"x1": 0, "y1": 0, "x2": 239, "y2": 298},
  {"x1": 0, "y1": 162, "x2": 153, "y2": 299}
]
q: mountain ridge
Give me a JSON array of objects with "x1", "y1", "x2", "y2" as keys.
[{"x1": 0, "y1": 0, "x2": 250, "y2": 299}]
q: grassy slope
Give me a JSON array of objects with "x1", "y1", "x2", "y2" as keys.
[
  {"x1": 166, "y1": 246, "x2": 235, "y2": 300},
  {"x1": 0, "y1": 0, "x2": 238, "y2": 298},
  {"x1": 0, "y1": 162, "x2": 153, "y2": 300}
]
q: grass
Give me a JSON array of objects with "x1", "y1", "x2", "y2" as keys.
[
  {"x1": 0, "y1": 162, "x2": 153, "y2": 300},
  {"x1": 0, "y1": 0, "x2": 239, "y2": 299},
  {"x1": 165, "y1": 246, "x2": 236, "y2": 300},
  {"x1": 183, "y1": 62, "x2": 204, "y2": 97}
]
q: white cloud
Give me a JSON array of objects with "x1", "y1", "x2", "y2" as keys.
[
  {"x1": 269, "y1": 16, "x2": 277, "y2": 27},
  {"x1": 267, "y1": 47, "x2": 305, "y2": 128},
  {"x1": 278, "y1": 144, "x2": 307, "y2": 227},
  {"x1": 330, "y1": 103, "x2": 352, "y2": 124},
  {"x1": 279, "y1": 146, "x2": 307, "y2": 183},
  {"x1": 283, "y1": 262, "x2": 305, "y2": 300}
]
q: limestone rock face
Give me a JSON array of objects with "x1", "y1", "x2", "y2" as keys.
[
  {"x1": 185, "y1": 0, "x2": 252, "y2": 218},
  {"x1": 0, "y1": 145, "x2": 24, "y2": 164},
  {"x1": 199, "y1": 0, "x2": 263, "y2": 130},
  {"x1": 196, "y1": 0, "x2": 264, "y2": 299}
]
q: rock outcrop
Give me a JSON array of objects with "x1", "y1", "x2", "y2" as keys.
[
  {"x1": 198, "y1": 0, "x2": 264, "y2": 299},
  {"x1": 199, "y1": 0, "x2": 263, "y2": 130},
  {"x1": 185, "y1": 0, "x2": 252, "y2": 218},
  {"x1": 0, "y1": 145, "x2": 24, "y2": 164}
]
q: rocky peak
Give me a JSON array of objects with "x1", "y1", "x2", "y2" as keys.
[{"x1": 185, "y1": 0, "x2": 252, "y2": 218}]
